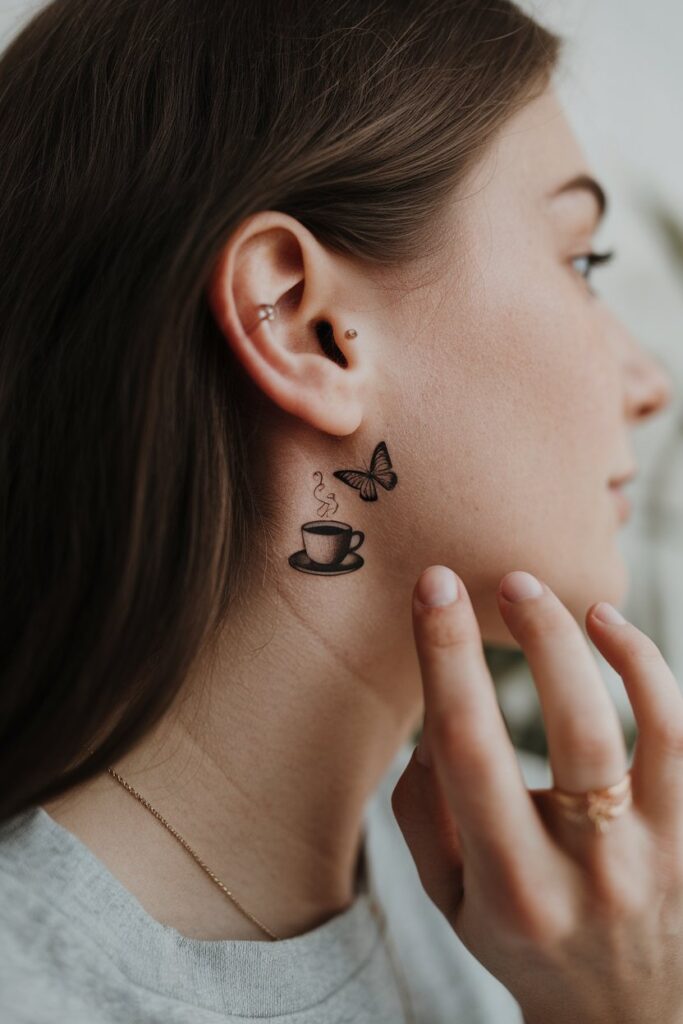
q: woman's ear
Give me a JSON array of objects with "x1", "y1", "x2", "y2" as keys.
[{"x1": 205, "y1": 210, "x2": 368, "y2": 435}]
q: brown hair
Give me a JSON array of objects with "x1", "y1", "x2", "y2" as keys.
[{"x1": 0, "y1": 0, "x2": 560, "y2": 822}]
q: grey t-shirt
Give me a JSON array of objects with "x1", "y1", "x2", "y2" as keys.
[{"x1": 0, "y1": 741, "x2": 551, "y2": 1023}]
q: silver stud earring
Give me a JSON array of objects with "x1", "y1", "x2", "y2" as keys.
[
  {"x1": 257, "y1": 303, "x2": 276, "y2": 321},
  {"x1": 344, "y1": 328, "x2": 358, "y2": 339},
  {"x1": 246, "y1": 303, "x2": 276, "y2": 333}
]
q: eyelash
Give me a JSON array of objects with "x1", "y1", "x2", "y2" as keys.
[{"x1": 571, "y1": 249, "x2": 615, "y2": 289}]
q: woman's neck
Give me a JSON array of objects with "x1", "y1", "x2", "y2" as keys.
[{"x1": 42, "y1": 568, "x2": 423, "y2": 940}]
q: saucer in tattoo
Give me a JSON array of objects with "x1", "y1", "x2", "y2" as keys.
[{"x1": 288, "y1": 549, "x2": 364, "y2": 575}]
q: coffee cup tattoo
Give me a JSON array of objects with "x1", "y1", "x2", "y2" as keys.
[{"x1": 288, "y1": 441, "x2": 397, "y2": 576}]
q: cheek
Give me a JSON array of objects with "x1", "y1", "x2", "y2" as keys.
[{"x1": 394, "y1": 281, "x2": 627, "y2": 625}]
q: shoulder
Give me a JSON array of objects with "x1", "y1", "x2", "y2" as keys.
[{"x1": 0, "y1": 807, "x2": 125, "y2": 1023}]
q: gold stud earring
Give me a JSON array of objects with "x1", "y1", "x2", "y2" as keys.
[{"x1": 344, "y1": 328, "x2": 358, "y2": 339}]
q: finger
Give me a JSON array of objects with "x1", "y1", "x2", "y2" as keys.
[
  {"x1": 391, "y1": 746, "x2": 464, "y2": 924},
  {"x1": 498, "y1": 571, "x2": 628, "y2": 793},
  {"x1": 413, "y1": 566, "x2": 549, "y2": 880},
  {"x1": 586, "y1": 602, "x2": 683, "y2": 827}
]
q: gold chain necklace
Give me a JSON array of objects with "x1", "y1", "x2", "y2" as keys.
[{"x1": 106, "y1": 766, "x2": 416, "y2": 1022}]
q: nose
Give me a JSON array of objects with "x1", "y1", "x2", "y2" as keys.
[{"x1": 622, "y1": 336, "x2": 674, "y2": 424}]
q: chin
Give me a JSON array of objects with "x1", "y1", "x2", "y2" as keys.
[
  {"x1": 571, "y1": 552, "x2": 630, "y2": 619},
  {"x1": 476, "y1": 550, "x2": 631, "y2": 649},
  {"x1": 551, "y1": 546, "x2": 631, "y2": 630}
]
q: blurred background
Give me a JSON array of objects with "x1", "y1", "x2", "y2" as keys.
[
  {"x1": 493, "y1": 0, "x2": 683, "y2": 763},
  {"x1": 2, "y1": 0, "x2": 682, "y2": 767}
]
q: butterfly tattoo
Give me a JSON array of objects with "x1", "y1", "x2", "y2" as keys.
[{"x1": 333, "y1": 440, "x2": 398, "y2": 502}]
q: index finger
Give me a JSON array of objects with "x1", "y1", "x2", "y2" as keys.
[{"x1": 414, "y1": 565, "x2": 549, "y2": 875}]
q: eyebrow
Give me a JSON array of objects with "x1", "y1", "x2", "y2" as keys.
[{"x1": 549, "y1": 174, "x2": 608, "y2": 223}]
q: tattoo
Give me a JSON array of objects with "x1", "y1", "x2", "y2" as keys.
[
  {"x1": 333, "y1": 440, "x2": 398, "y2": 502},
  {"x1": 312, "y1": 471, "x2": 338, "y2": 518},
  {"x1": 288, "y1": 440, "x2": 397, "y2": 577}
]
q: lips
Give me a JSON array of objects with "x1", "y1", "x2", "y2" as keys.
[
  {"x1": 610, "y1": 484, "x2": 632, "y2": 522},
  {"x1": 608, "y1": 467, "x2": 637, "y2": 489},
  {"x1": 608, "y1": 468, "x2": 637, "y2": 523}
]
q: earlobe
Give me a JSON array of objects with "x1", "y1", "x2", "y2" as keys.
[{"x1": 205, "y1": 212, "x2": 366, "y2": 436}]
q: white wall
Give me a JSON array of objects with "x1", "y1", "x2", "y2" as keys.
[{"x1": 0, "y1": 2, "x2": 39, "y2": 48}]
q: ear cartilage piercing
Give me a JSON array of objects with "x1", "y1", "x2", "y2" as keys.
[
  {"x1": 246, "y1": 303, "x2": 276, "y2": 334},
  {"x1": 344, "y1": 328, "x2": 358, "y2": 339}
]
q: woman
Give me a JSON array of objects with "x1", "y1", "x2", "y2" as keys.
[{"x1": 1, "y1": 0, "x2": 681, "y2": 1021}]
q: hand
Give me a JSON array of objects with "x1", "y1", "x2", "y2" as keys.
[{"x1": 391, "y1": 566, "x2": 683, "y2": 1024}]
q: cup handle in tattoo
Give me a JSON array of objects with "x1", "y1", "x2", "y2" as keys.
[{"x1": 349, "y1": 530, "x2": 365, "y2": 552}]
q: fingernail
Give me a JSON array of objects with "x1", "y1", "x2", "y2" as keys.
[
  {"x1": 416, "y1": 566, "x2": 459, "y2": 607},
  {"x1": 415, "y1": 732, "x2": 431, "y2": 767},
  {"x1": 592, "y1": 601, "x2": 627, "y2": 625},
  {"x1": 500, "y1": 571, "x2": 543, "y2": 603}
]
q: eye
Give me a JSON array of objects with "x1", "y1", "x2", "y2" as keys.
[{"x1": 571, "y1": 249, "x2": 615, "y2": 290}]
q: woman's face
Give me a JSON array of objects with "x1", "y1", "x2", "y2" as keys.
[{"x1": 380, "y1": 85, "x2": 672, "y2": 644}]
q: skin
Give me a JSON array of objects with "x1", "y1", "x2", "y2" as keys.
[
  {"x1": 394, "y1": 566, "x2": 683, "y2": 1022},
  {"x1": 42, "y1": 81, "x2": 674, "y2": 968}
]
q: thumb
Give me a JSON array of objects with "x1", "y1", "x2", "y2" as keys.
[{"x1": 391, "y1": 738, "x2": 465, "y2": 924}]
